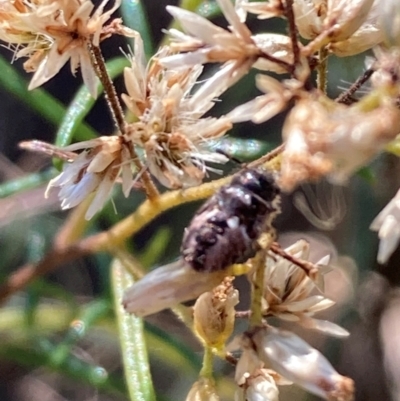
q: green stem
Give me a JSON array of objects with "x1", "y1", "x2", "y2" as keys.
[
  {"x1": 112, "y1": 258, "x2": 156, "y2": 401},
  {"x1": 199, "y1": 346, "x2": 214, "y2": 378},
  {"x1": 179, "y1": 0, "x2": 204, "y2": 10},
  {"x1": 120, "y1": 0, "x2": 154, "y2": 58},
  {"x1": 0, "y1": 169, "x2": 56, "y2": 198},
  {"x1": 249, "y1": 251, "x2": 266, "y2": 328},
  {"x1": 51, "y1": 300, "x2": 111, "y2": 365}
]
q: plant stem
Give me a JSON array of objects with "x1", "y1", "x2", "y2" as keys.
[
  {"x1": 112, "y1": 258, "x2": 156, "y2": 401},
  {"x1": 335, "y1": 68, "x2": 374, "y2": 104},
  {"x1": 284, "y1": 0, "x2": 300, "y2": 73},
  {"x1": 88, "y1": 43, "x2": 159, "y2": 201},
  {"x1": 249, "y1": 250, "x2": 266, "y2": 328},
  {"x1": 317, "y1": 46, "x2": 329, "y2": 92},
  {"x1": 200, "y1": 346, "x2": 214, "y2": 378}
]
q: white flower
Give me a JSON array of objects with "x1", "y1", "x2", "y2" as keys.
[
  {"x1": 227, "y1": 75, "x2": 298, "y2": 124},
  {"x1": 0, "y1": 0, "x2": 126, "y2": 97},
  {"x1": 230, "y1": 327, "x2": 354, "y2": 401},
  {"x1": 163, "y1": 0, "x2": 256, "y2": 67},
  {"x1": 161, "y1": 0, "x2": 301, "y2": 78},
  {"x1": 260, "y1": 240, "x2": 348, "y2": 337},
  {"x1": 122, "y1": 36, "x2": 232, "y2": 189},
  {"x1": 370, "y1": 187, "x2": 400, "y2": 263},
  {"x1": 250, "y1": 326, "x2": 355, "y2": 401},
  {"x1": 46, "y1": 136, "x2": 134, "y2": 220}
]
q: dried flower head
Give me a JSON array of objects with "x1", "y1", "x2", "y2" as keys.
[
  {"x1": 280, "y1": 92, "x2": 400, "y2": 191},
  {"x1": 193, "y1": 276, "x2": 239, "y2": 350},
  {"x1": 328, "y1": 2, "x2": 383, "y2": 57},
  {"x1": 162, "y1": 0, "x2": 259, "y2": 70},
  {"x1": 161, "y1": 0, "x2": 307, "y2": 79},
  {"x1": 298, "y1": 0, "x2": 384, "y2": 58},
  {"x1": 45, "y1": 136, "x2": 134, "y2": 220},
  {"x1": 0, "y1": 0, "x2": 128, "y2": 97},
  {"x1": 122, "y1": 35, "x2": 232, "y2": 188},
  {"x1": 258, "y1": 240, "x2": 348, "y2": 336}
]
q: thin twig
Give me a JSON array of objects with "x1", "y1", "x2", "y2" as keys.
[
  {"x1": 249, "y1": 249, "x2": 267, "y2": 328},
  {"x1": 284, "y1": 0, "x2": 300, "y2": 72},
  {"x1": 0, "y1": 245, "x2": 91, "y2": 304},
  {"x1": 88, "y1": 43, "x2": 159, "y2": 200},
  {"x1": 223, "y1": 352, "x2": 238, "y2": 366},
  {"x1": 259, "y1": 52, "x2": 293, "y2": 73},
  {"x1": 248, "y1": 143, "x2": 285, "y2": 168},
  {"x1": 317, "y1": 46, "x2": 329, "y2": 92},
  {"x1": 335, "y1": 68, "x2": 374, "y2": 105},
  {"x1": 270, "y1": 242, "x2": 318, "y2": 278}
]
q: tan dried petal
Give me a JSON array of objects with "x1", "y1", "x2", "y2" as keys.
[{"x1": 193, "y1": 276, "x2": 239, "y2": 349}]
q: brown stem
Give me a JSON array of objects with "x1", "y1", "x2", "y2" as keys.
[
  {"x1": 88, "y1": 43, "x2": 159, "y2": 200},
  {"x1": 259, "y1": 52, "x2": 293, "y2": 73},
  {"x1": 248, "y1": 143, "x2": 285, "y2": 168},
  {"x1": 317, "y1": 46, "x2": 329, "y2": 92},
  {"x1": 284, "y1": 0, "x2": 300, "y2": 73},
  {"x1": 0, "y1": 245, "x2": 91, "y2": 304},
  {"x1": 335, "y1": 68, "x2": 374, "y2": 105},
  {"x1": 270, "y1": 242, "x2": 318, "y2": 278},
  {"x1": 224, "y1": 352, "x2": 238, "y2": 366}
]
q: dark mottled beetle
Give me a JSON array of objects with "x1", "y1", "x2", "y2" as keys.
[{"x1": 181, "y1": 168, "x2": 281, "y2": 272}]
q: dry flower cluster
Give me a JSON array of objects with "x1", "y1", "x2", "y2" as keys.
[{"x1": 2, "y1": 0, "x2": 400, "y2": 400}]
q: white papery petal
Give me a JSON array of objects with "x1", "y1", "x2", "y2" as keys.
[
  {"x1": 326, "y1": 0, "x2": 375, "y2": 42},
  {"x1": 293, "y1": 0, "x2": 324, "y2": 39},
  {"x1": 254, "y1": 327, "x2": 353, "y2": 400},
  {"x1": 217, "y1": 0, "x2": 252, "y2": 41},
  {"x1": 80, "y1": 50, "x2": 98, "y2": 98},
  {"x1": 159, "y1": 51, "x2": 209, "y2": 69},
  {"x1": 166, "y1": 5, "x2": 224, "y2": 43},
  {"x1": 85, "y1": 168, "x2": 116, "y2": 220},
  {"x1": 299, "y1": 317, "x2": 350, "y2": 337},
  {"x1": 60, "y1": 172, "x2": 100, "y2": 209},
  {"x1": 285, "y1": 295, "x2": 328, "y2": 312},
  {"x1": 28, "y1": 50, "x2": 69, "y2": 91}
]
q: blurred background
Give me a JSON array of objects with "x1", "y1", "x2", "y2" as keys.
[{"x1": 0, "y1": 1, "x2": 399, "y2": 400}]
